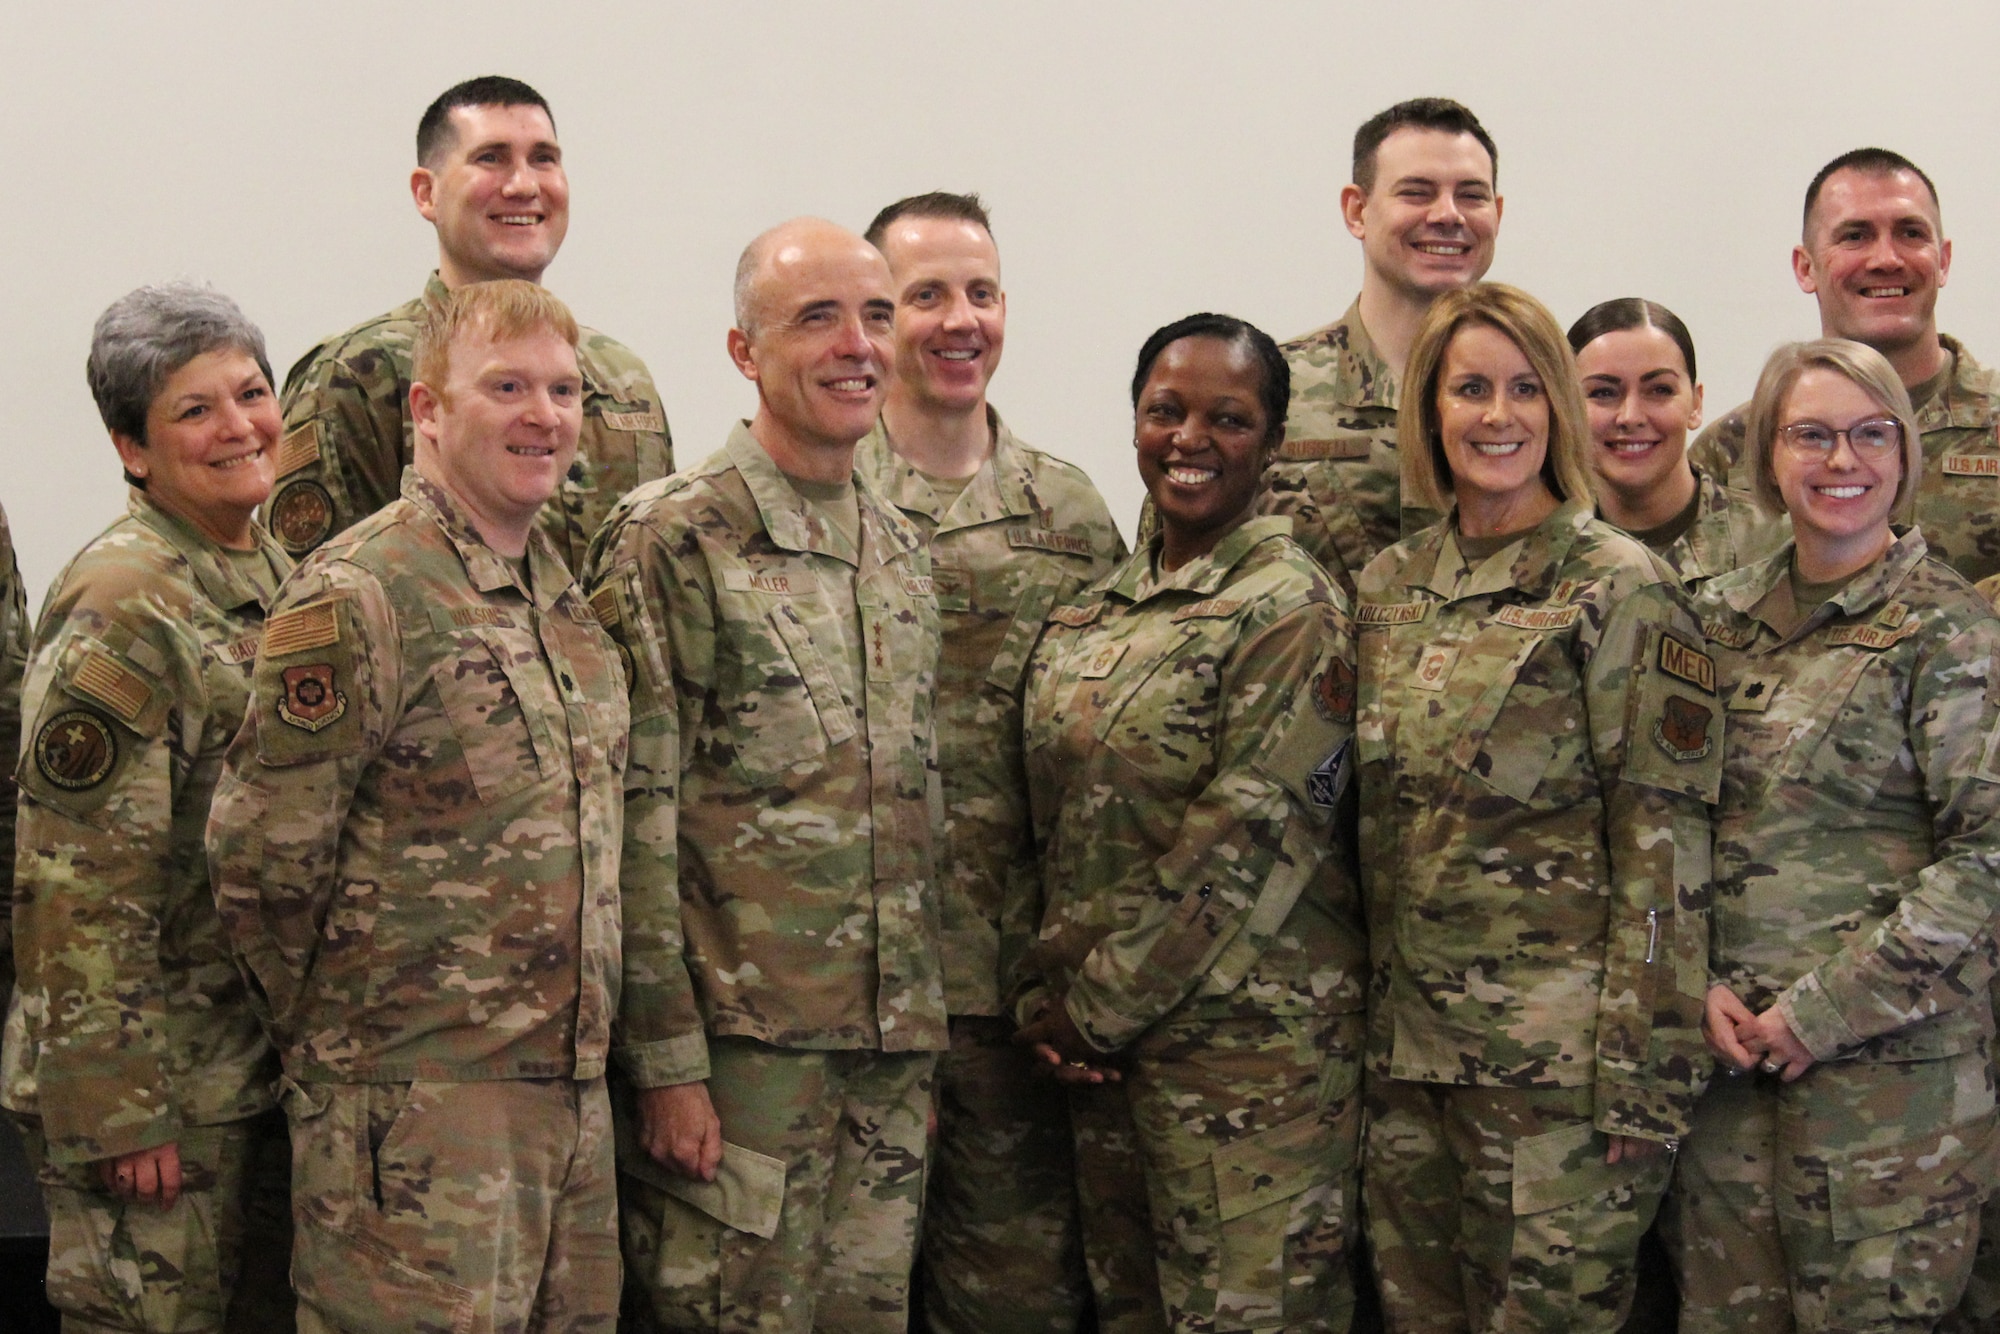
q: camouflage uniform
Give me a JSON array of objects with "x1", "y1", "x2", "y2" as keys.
[
  {"x1": 268, "y1": 272, "x2": 673, "y2": 570},
  {"x1": 583, "y1": 423, "x2": 946, "y2": 1334},
  {"x1": 1135, "y1": 301, "x2": 1439, "y2": 599},
  {"x1": 855, "y1": 410, "x2": 1124, "y2": 1334},
  {"x1": 1017, "y1": 515, "x2": 1366, "y2": 1334},
  {"x1": 0, "y1": 500, "x2": 30, "y2": 1013},
  {"x1": 1689, "y1": 335, "x2": 2000, "y2": 583},
  {"x1": 208, "y1": 469, "x2": 629, "y2": 1334},
  {"x1": 1353, "y1": 500, "x2": 1721, "y2": 1333},
  {"x1": 1671, "y1": 532, "x2": 2000, "y2": 1333},
  {"x1": 1612, "y1": 463, "x2": 1789, "y2": 586},
  {"x1": 2, "y1": 492, "x2": 294, "y2": 1331}
]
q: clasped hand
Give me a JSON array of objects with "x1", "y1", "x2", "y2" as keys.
[{"x1": 1703, "y1": 984, "x2": 1815, "y2": 1081}]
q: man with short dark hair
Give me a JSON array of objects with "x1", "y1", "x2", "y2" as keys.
[
  {"x1": 857, "y1": 190, "x2": 1123, "y2": 1334},
  {"x1": 1689, "y1": 147, "x2": 2000, "y2": 583},
  {"x1": 1163, "y1": 97, "x2": 1501, "y2": 596},
  {"x1": 211, "y1": 280, "x2": 629, "y2": 1332},
  {"x1": 587, "y1": 217, "x2": 946, "y2": 1333},
  {"x1": 268, "y1": 75, "x2": 671, "y2": 571}
]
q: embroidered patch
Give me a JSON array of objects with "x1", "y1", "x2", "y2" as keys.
[
  {"x1": 1658, "y1": 637, "x2": 1717, "y2": 693},
  {"x1": 269, "y1": 480, "x2": 335, "y2": 553},
  {"x1": 1827, "y1": 622, "x2": 1915, "y2": 650},
  {"x1": 588, "y1": 586, "x2": 621, "y2": 631},
  {"x1": 263, "y1": 601, "x2": 342, "y2": 658},
  {"x1": 1728, "y1": 672, "x2": 1783, "y2": 713},
  {"x1": 901, "y1": 574, "x2": 935, "y2": 597},
  {"x1": 34, "y1": 710, "x2": 117, "y2": 790},
  {"x1": 1079, "y1": 643, "x2": 1126, "y2": 679},
  {"x1": 1048, "y1": 604, "x2": 1103, "y2": 628},
  {"x1": 1277, "y1": 436, "x2": 1373, "y2": 461},
  {"x1": 1943, "y1": 454, "x2": 2000, "y2": 478},
  {"x1": 224, "y1": 635, "x2": 262, "y2": 665},
  {"x1": 1007, "y1": 527, "x2": 1093, "y2": 556},
  {"x1": 277, "y1": 664, "x2": 347, "y2": 732},
  {"x1": 753, "y1": 573, "x2": 794, "y2": 595},
  {"x1": 1875, "y1": 601, "x2": 1911, "y2": 629},
  {"x1": 444, "y1": 606, "x2": 516, "y2": 630},
  {"x1": 1496, "y1": 605, "x2": 1582, "y2": 632},
  {"x1": 1653, "y1": 695, "x2": 1714, "y2": 762},
  {"x1": 1356, "y1": 601, "x2": 1429, "y2": 627},
  {"x1": 1172, "y1": 598, "x2": 1244, "y2": 622},
  {"x1": 1307, "y1": 739, "x2": 1352, "y2": 809},
  {"x1": 600, "y1": 408, "x2": 666, "y2": 434},
  {"x1": 272, "y1": 421, "x2": 322, "y2": 479},
  {"x1": 1411, "y1": 645, "x2": 1458, "y2": 691},
  {"x1": 1702, "y1": 619, "x2": 1757, "y2": 650},
  {"x1": 71, "y1": 650, "x2": 153, "y2": 725},
  {"x1": 1313, "y1": 659, "x2": 1357, "y2": 724},
  {"x1": 1550, "y1": 580, "x2": 1583, "y2": 605}
]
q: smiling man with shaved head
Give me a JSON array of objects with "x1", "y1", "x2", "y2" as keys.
[{"x1": 585, "y1": 217, "x2": 947, "y2": 1333}]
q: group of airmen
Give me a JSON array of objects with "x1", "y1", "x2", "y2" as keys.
[{"x1": 1, "y1": 69, "x2": 1998, "y2": 1334}]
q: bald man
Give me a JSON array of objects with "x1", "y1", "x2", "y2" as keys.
[{"x1": 584, "y1": 218, "x2": 946, "y2": 1333}]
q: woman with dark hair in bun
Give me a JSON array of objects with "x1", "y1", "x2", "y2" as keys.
[{"x1": 1013, "y1": 313, "x2": 1365, "y2": 1332}]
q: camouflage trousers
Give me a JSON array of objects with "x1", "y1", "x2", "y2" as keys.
[
  {"x1": 1068, "y1": 1008, "x2": 1363, "y2": 1334},
  {"x1": 1362, "y1": 1079, "x2": 1670, "y2": 1334},
  {"x1": 618, "y1": 1041, "x2": 934, "y2": 1333},
  {"x1": 19, "y1": 1109, "x2": 293, "y2": 1333},
  {"x1": 284, "y1": 1075, "x2": 618, "y2": 1334},
  {"x1": 1667, "y1": 1049, "x2": 1994, "y2": 1334},
  {"x1": 918, "y1": 1015, "x2": 1089, "y2": 1334},
  {"x1": 1944, "y1": 979, "x2": 2000, "y2": 1334}
]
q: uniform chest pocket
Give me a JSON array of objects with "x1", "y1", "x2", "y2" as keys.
[
  {"x1": 434, "y1": 627, "x2": 554, "y2": 805},
  {"x1": 985, "y1": 573, "x2": 1072, "y2": 696},
  {"x1": 1092, "y1": 627, "x2": 1218, "y2": 789},
  {"x1": 1777, "y1": 650, "x2": 1907, "y2": 808},
  {"x1": 725, "y1": 602, "x2": 855, "y2": 784},
  {"x1": 1449, "y1": 627, "x2": 1583, "y2": 805}
]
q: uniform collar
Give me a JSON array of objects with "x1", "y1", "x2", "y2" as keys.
[
  {"x1": 126, "y1": 488, "x2": 289, "y2": 612},
  {"x1": 1719, "y1": 526, "x2": 1928, "y2": 628},
  {"x1": 723, "y1": 420, "x2": 920, "y2": 572},
  {"x1": 1919, "y1": 333, "x2": 1998, "y2": 433},
  {"x1": 855, "y1": 405, "x2": 1042, "y2": 531},
  {"x1": 1670, "y1": 463, "x2": 1739, "y2": 579},
  {"x1": 399, "y1": 467, "x2": 569, "y2": 607},
  {"x1": 1112, "y1": 513, "x2": 1290, "y2": 603},
  {"x1": 1402, "y1": 497, "x2": 1593, "y2": 602},
  {"x1": 1333, "y1": 298, "x2": 1399, "y2": 413}
]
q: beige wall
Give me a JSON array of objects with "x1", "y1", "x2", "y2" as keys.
[{"x1": 6, "y1": 0, "x2": 1997, "y2": 599}]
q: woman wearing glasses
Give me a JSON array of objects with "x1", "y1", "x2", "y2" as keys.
[{"x1": 1674, "y1": 339, "x2": 2000, "y2": 1332}]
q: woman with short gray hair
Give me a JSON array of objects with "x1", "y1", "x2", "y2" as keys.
[{"x1": 2, "y1": 282, "x2": 296, "y2": 1330}]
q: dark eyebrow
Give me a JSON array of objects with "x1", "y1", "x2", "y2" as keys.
[
  {"x1": 791, "y1": 299, "x2": 838, "y2": 321},
  {"x1": 864, "y1": 298, "x2": 894, "y2": 317}
]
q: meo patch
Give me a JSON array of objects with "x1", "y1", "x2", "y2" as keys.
[
  {"x1": 1657, "y1": 637, "x2": 1716, "y2": 693},
  {"x1": 277, "y1": 664, "x2": 347, "y2": 732},
  {"x1": 34, "y1": 709, "x2": 117, "y2": 790},
  {"x1": 1653, "y1": 694, "x2": 1713, "y2": 762}
]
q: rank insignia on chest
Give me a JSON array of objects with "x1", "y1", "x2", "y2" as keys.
[
  {"x1": 1411, "y1": 645, "x2": 1457, "y2": 691},
  {"x1": 1079, "y1": 642, "x2": 1126, "y2": 679},
  {"x1": 1653, "y1": 695, "x2": 1714, "y2": 762},
  {"x1": 277, "y1": 664, "x2": 347, "y2": 732},
  {"x1": 34, "y1": 709, "x2": 117, "y2": 790},
  {"x1": 1727, "y1": 672, "x2": 1782, "y2": 713}
]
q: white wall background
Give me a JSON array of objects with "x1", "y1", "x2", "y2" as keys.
[{"x1": 5, "y1": 1, "x2": 1998, "y2": 602}]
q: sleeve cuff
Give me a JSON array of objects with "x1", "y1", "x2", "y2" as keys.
[
  {"x1": 1064, "y1": 983, "x2": 1143, "y2": 1054},
  {"x1": 613, "y1": 1032, "x2": 711, "y2": 1088},
  {"x1": 1776, "y1": 976, "x2": 1862, "y2": 1064}
]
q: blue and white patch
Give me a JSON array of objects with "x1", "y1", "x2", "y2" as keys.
[{"x1": 1307, "y1": 738, "x2": 1352, "y2": 809}]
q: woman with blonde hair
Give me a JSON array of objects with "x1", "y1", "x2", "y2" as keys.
[
  {"x1": 1354, "y1": 282, "x2": 1719, "y2": 1331},
  {"x1": 1674, "y1": 338, "x2": 2000, "y2": 1332}
]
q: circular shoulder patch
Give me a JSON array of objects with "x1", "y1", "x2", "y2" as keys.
[
  {"x1": 34, "y1": 709, "x2": 118, "y2": 791},
  {"x1": 270, "y1": 480, "x2": 335, "y2": 553}
]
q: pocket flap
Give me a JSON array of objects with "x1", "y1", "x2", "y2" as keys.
[
  {"x1": 1826, "y1": 1115, "x2": 1995, "y2": 1242},
  {"x1": 621, "y1": 1137, "x2": 787, "y2": 1239},
  {"x1": 1212, "y1": 1109, "x2": 1335, "y2": 1223},
  {"x1": 1510, "y1": 1121, "x2": 1649, "y2": 1215}
]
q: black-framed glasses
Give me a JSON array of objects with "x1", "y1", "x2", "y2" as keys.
[{"x1": 1778, "y1": 418, "x2": 1904, "y2": 457}]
